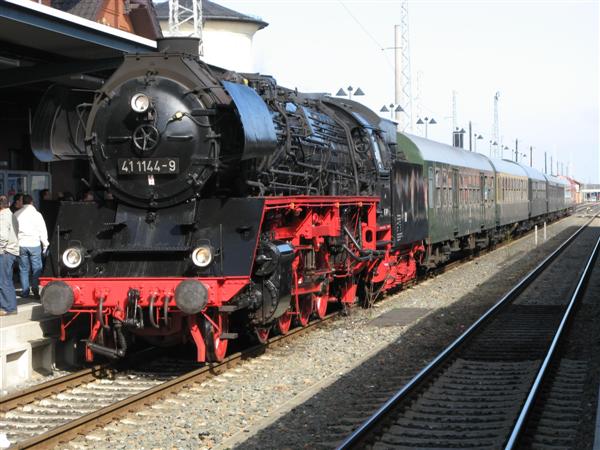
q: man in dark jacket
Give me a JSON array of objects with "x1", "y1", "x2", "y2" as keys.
[{"x1": 0, "y1": 195, "x2": 19, "y2": 315}]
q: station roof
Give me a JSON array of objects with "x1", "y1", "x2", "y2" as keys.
[
  {"x1": 0, "y1": 0, "x2": 158, "y2": 89},
  {"x1": 154, "y1": 0, "x2": 268, "y2": 29},
  {"x1": 0, "y1": 0, "x2": 156, "y2": 62}
]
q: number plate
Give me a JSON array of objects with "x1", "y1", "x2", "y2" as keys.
[{"x1": 118, "y1": 158, "x2": 179, "y2": 175}]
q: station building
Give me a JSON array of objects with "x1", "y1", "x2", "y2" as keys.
[{"x1": 582, "y1": 184, "x2": 600, "y2": 202}]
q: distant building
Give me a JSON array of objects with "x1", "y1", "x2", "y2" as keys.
[
  {"x1": 581, "y1": 184, "x2": 600, "y2": 202},
  {"x1": 37, "y1": 0, "x2": 163, "y2": 39},
  {"x1": 154, "y1": 0, "x2": 268, "y2": 72}
]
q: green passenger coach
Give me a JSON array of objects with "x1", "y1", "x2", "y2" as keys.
[{"x1": 395, "y1": 132, "x2": 570, "y2": 269}]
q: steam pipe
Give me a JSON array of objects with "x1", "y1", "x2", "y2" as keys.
[{"x1": 148, "y1": 295, "x2": 160, "y2": 328}]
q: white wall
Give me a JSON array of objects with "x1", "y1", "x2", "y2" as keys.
[{"x1": 159, "y1": 19, "x2": 260, "y2": 73}]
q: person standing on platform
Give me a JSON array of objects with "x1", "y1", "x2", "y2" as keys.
[
  {"x1": 14, "y1": 194, "x2": 48, "y2": 299},
  {"x1": 0, "y1": 195, "x2": 19, "y2": 315},
  {"x1": 10, "y1": 193, "x2": 23, "y2": 213}
]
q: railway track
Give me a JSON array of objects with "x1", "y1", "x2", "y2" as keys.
[
  {"x1": 0, "y1": 315, "x2": 336, "y2": 450},
  {"x1": 338, "y1": 211, "x2": 600, "y2": 449}
]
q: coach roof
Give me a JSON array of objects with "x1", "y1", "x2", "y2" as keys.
[
  {"x1": 515, "y1": 162, "x2": 546, "y2": 182},
  {"x1": 403, "y1": 134, "x2": 494, "y2": 172},
  {"x1": 488, "y1": 158, "x2": 528, "y2": 178}
]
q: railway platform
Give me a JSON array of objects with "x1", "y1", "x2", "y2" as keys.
[{"x1": 0, "y1": 297, "x2": 58, "y2": 393}]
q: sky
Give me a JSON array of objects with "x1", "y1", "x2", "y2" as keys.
[{"x1": 217, "y1": 0, "x2": 599, "y2": 183}]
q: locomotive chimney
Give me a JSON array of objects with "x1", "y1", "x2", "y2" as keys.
[{"x1": 156, "y1": 37, "x2": 200, "y2": 57}]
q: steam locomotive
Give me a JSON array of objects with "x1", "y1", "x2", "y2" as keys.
[{"x1": 38, "y1": 38, "x2": 570, "y2": 363}]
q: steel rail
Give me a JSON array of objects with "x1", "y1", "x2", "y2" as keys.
[
  {"x1": 337, "y1": 211, "x2": 600, "y2": 450},
  {"x1": 505, "y1": 234, "x2": 600, "y2": 448},
  {"x1": 10, "y1": 312, "x2": 338, "y2": 450},
  {"x1": 0, "y1": 347, "x2": 159, "y2": 413},
  {"x1": 0, "y1": 366, "x2": 103, "y2": 413}
]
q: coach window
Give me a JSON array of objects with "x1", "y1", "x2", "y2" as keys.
[
  {"x1": 520, "y1": 180, "x2": 525, "y2": 201},
  {"x1": 510, "y1": 178, "x2": 513, "y2": 202},
  {"x1": 435, "y1": 168, "x2": 441, "y2": 208},
  {"x1": 448, "y1": 172, "x2": 453, "y2": 206},
  {"x1": 428, "y1": 167, "x2": 434, "y2": 208},
  {"x1": 442, "y1": 169, "x2": 447, "y2": 207},
  {"x1": 510, "y1": 178, "x2": 517, "y2": 203},
  {"x1": 484, "y1": 176, "x2": 489, "y2": 201}
]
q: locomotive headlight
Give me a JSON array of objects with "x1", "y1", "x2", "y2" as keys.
[
  {"x1": 62, "y1": 247, "x2": 84, "y2": 269},
  {"x1": 191, "y1": 246, "x2": 213, "y2": 268},
  {"x1": 131, "y1": 93, "x2": 150, "y2": 113}
]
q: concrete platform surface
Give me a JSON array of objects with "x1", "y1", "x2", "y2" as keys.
[
  {"x1": 0, "y1": 298, "x2": 54, "y2": 327},
  {"x1": 1, "y1": 298, "x2": 59, "y2": 391}
]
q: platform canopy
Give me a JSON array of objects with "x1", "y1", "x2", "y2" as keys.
[{"x1": 0, "y1": 0, "x2": 157, "y2": 89}]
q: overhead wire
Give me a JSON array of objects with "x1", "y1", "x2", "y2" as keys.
[{"x1": 337, "y1": 0, "x2": 395, "y2": 72}]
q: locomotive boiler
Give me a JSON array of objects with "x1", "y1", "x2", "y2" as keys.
[{"x1": 39, "y1": 38, "x2": 427, "y2": 363}]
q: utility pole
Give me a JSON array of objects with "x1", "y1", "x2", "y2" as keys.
[
  {"x1": 169, "y1": 0, "x2": 204, "y2": 55},
  {"x1": 529, "y1": 146, "x2": 533, "y2": 167},
  {"x1": 514, "y1": 139, "x2": 519, "y2": 162},
  {"x1": 452, "y1": 90, "x2": 458, "y2": 131},
  {"x1": 545, "y1": 152, "x2": 547, "y2": 174},
  {"x1": 551, "y1": 156, "x2": 553, "y2": 175},
  {"x1": 468, "y1": 121, "x2": 472, "y2": 151},
  {"x1": 394, "y1": 1, "x2": 413, "y2": 131},
  {"x1": 492, "y1": 92, "x2": 500, "y2": 157}
]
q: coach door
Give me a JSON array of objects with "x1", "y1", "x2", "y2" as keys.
[
  {"x1": 452, "y1": 169, "x2": 459, "y2": 234},
  {"x1": 480, "y1": 173, "x2": 486, "y2": 228}
]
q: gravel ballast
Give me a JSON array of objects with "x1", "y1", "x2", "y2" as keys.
[{"x1": 61, "y1": 211, "x2": 597, "y2": 450}]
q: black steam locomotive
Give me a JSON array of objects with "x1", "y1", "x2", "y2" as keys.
[{"x1": 39, "y1": 38, "x2": 420, "y2": 363}]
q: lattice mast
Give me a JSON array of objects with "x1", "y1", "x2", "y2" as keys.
[
  {"x1": 169, "y1": 0, "x2": 204, "y2": 55},
  {"x1": 394, "y1": 0, "x2": 413, "y2": 132}
]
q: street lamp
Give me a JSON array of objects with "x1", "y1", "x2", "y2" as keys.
[
  {"x1": 473, "y1": 133, "x2": 483, "y2": 152},
  {"x1": 380, "y1": 103, "x2": 404, "y2": 120},
  {"x1": 336, "y1": 85, "x2": 365, "y2": 101},
  {"x1": 416, "y1": 117, "x2": 436, "y2": 138},
  {"x1": 489, "y1": 140, "x2": 498, "y2": 157}
]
